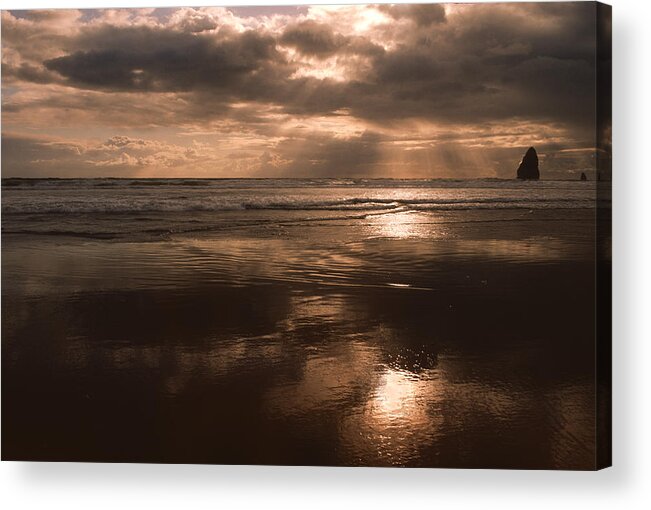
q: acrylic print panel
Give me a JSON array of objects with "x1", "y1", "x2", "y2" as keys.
[{"x1": 1, "y1": 2, "x2": 611, "y2": 469}]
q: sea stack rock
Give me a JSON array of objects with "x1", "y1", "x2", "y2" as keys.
[
  {"x1": 516, "y1": 147, "x2": 540, "y2": 180},
  {"x1": 580, "y1": 172, "x2": 587, "y2": 181}
]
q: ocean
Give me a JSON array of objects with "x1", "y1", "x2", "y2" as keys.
[{"x1": 2, "y1": 178, "x2": 604, "y2": 468}]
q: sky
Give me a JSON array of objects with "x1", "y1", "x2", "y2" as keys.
[{"x1": 1, "y1": 3, "x2": 609, "y2": 178}]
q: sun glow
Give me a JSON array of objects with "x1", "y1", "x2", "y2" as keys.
[
  {"x1": 371, "y1": 368, "x2": 421, "y2": 419},
  {"x1": 353, "y1": 7, "x2": 392, "y2": 33},
  {"x1": 366, "y1": 210, "x2": 436, "y2": 239},
  {"x1": 338, "y1": 364, "x2": 444, "y2": 465},
  {"x1": 289, "y1": 57, "x2": 349, "y2": 82}
]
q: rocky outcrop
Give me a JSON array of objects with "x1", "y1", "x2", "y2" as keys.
[{"x1": 516, "y1": 147, "x2": 540, "y2": 180}]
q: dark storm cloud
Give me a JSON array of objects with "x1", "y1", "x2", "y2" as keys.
[
  {"x1": 2, "y1": 62, "x2": 62, "y2": 85},
  {"x1": 45, "y1": 26, "x2": 288, "y2": 92},
  {"x1": 279, "y1": 19, "x2": 385, "y2": 58},
  {"x1": 353, "y1": 2, "x2": 598, "y2": 131},
  {"x1": 33, "y1": 3, "x2": 596, "y2": 134},
  {"x1": 280, "y1": 20, "x2": 346, "y2": 57}
]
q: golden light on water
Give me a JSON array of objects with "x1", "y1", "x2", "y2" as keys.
[
  {"x1": 370, "y1": 368, "x2": 425, "y2": 421},
  {"x1": 339, "y1": 363, "x2": 444, "y2": 465},
  {"x1": 366, "y1": 210, "x2": 431, "y2": 239}
]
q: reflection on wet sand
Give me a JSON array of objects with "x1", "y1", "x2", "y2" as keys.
[
  {"x1": 2, "y1": 209, "x2": 598, "y2": 468},
  {"x1": 366, "y1": 210, "x2": 441, "y2": 239},
  {"x1": 339, "y1": 366, "x2": 444, "y2": 466}
]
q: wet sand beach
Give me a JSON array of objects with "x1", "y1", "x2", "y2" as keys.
[{"x1": 2, "y1": 179, "x2": 603, "y2": 468}]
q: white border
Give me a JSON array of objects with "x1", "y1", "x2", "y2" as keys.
[{"x1": 2, "y1": 1, "x2": 650, "y2": 509}]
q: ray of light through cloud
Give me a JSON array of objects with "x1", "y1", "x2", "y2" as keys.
[{"x1": 1, "y1": 3, "x2": 605, "y2": 178}]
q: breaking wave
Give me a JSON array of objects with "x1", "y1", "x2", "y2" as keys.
[{"x1": 2, "y1": 195, "x2": 599, "y2": 214}]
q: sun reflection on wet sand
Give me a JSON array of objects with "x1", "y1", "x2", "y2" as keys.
[
  {"x1": 365, "y1": 210, "x2": 444, "y2": 239},
  {"x1": 339, "y1": 365, "x2": 443, "y2": 465},
  {"x1": 372, "y1": 368, "x2": 425, "y2": 419}
]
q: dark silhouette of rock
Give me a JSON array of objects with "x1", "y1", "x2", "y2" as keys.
[
  {"x1": 516, "y1": 147, "x2": 540, "y2": 180},
  {"x1": 580, "y1": 172, "x2": 587, "y2": 181}
]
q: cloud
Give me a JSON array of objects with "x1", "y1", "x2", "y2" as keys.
[
  {"x1": 280, "y1": 20, "x2": 347, "y2": 57},
  {"x1": 379, "y1": 4, "x2": 446, "y2": 27},
  {"x1": 1, "y1": 4, "x2": 608, "y2": 178},
  {"x1": 44, "y1": 26, "x2": 288, "y2": 92},
  {"x1": 271, "y1": 131, "x2": 384, "y2": 177},
  {"x1": 2, "y1": 133, "x2": 207, "y2": 176},
  {"x1": 2, "y1": 62, "x2": 62, "y2": 85},
  {"x1": 168, "y1": 8, "x2": 218, "y2": 33}
]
